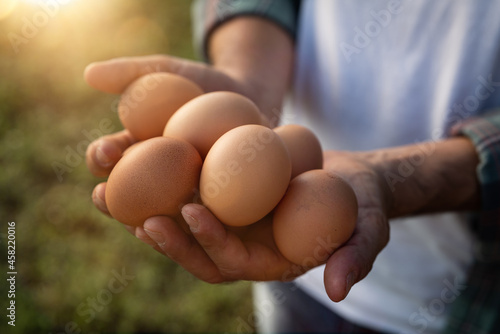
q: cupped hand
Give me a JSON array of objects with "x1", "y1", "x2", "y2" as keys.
[
  {"x1": 85, "y1": 56, "x2": 391, "y2": 302},
  {"x1": 85, "y1": 55, "x2": 304, "y2": 279},
  {"x1": 89, "y1": 136, "x2": 391, "y2": 302},
  {"x1": 85, "y1": 54, "x2": 278, "y2": 211},
  {"x1": 97, "y1": 149, "x2": 391, "y2": 303},
  {"x1": 141, "y1": 204, "x2": 306, "y2": 283},
  {"x1": 93, "y1": 180, "x2": 307, "y2": 282},
  {"x1": 321, "y1": 150, "x2": 391, "y2": 302}
]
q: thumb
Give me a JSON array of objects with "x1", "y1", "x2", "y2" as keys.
[
  {"x1": 84, "y1": 55, "x2": 175, "y2": 94},
  {"x1": 323, "y1": 209, "x2": 389, "y2": 302},
  {"x1": 84, "y1": 55, "x2": 243, "y2": 97}
]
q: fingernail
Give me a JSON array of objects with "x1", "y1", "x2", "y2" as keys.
[
  {"x1": 345, "y1": 272, "x2": 355, "y2": 296},
  {"x1": 144, "y1": 229, "x2": 165, "y2": 247},
  {"x1": 96, "y1": 144, "x2": 113, "y2": 167},
  {"x1": 182, "y1": 208, "x2": 199, "y2": 232}
]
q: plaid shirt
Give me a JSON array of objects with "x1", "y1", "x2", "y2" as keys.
[
  {"x1": 194, "y1": 1, "x2": 500, "y2": 332},
  {"x1": 445, "y1": 112, "x2": 500, "y2": 333}
]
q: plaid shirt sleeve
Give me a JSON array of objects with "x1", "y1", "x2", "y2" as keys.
[
  {"x1": 444, "y1": 109, "x2": 500, "y2": 333},
  {"x1": 191, "y1": 0, "x2": 300, "y2": 61}
]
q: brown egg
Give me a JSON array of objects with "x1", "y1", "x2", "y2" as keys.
[
  {"x1": 163, "y1": 91, "x2": 262, "y2": 158},
  {"x1": 200, "y1": 124, "x2": 291, "y2": 226},
  {"x1": 105, "y1": 136, "x2": 202, "y2": 226},
  {"x1": 121, "y1": 141, "x2": 141, "y2": 156},
  {"x1": 274, "y1": 124, "x2": 323, "y2": 179},
  {"x1": 118, "y1": 73, "x2": 203, "y2": 141},
  {"x1": 273, "y1": 169, "x2": 358, "y2": 267}
]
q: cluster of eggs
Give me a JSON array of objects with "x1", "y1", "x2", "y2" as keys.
[{"x1": 104, "y1": 72, "x2": 358, "y2": 266}]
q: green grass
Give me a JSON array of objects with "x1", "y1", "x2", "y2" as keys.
[{"x1": 0, "y1": 1, "x2": 254, "y2": 333}]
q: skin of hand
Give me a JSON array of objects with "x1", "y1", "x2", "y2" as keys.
[
  {"x1": 86, "y1": 17, "x2": 293, "y2": 178},
  {"x1": 89, "y1": 134, "x2": 480, "y2": 303},
  {"x1": 85, "y1": 17, "x2": 481, "y2": 302},
  {"x1": 321, "y1": 139, "x2": 479, "y2": 302}
]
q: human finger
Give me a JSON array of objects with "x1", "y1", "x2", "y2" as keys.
[
  {"x1": 84, "y1": 54, "x2": 249, "y2": 100},
  {"x1": 85, "y1": 129, "x2": 137, "y2": 177},
  {"x1": 121, "y1": 225, "x2": 166, "y2": 255},
  {"x1": 143, "y1": 216, "x2": 225, "y2": 283},
  {"x1": 123, "y1": 225, "x2": 136, "y2": 237},
  {"x1": 84, "y1": 55, "x2": 171, "y2": 94},
  {"x1": 181, "y1": 204, "x2": 292, "y2": 281},
  {"x1": 92, "y1": 182, "x2": 111, "y2": 217},
  {"x1": 84, "y1": 55, "x2": 216, "y2": 94},
  {"x1": 133, "y1": 226, "x2": 158, "y2": 247},
  {"x1": 323, "y1": 208, "x2": 389, "y2": 302}
]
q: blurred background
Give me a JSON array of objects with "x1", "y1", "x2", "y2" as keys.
[{"x1": 0, "y1": 0, "x2": 254, "y2": 333}]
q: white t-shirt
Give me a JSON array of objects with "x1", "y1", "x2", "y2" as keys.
[{"x1": 281, "y1": 1, "x2": 500, "y2": 333}]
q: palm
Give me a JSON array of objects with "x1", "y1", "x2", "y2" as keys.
[
  {"x1": 140, "y1": 151, "x2": 390, "y2": 293},
  {"x1": 135, "y1": 205, "x2": 304, "y2": 284}
]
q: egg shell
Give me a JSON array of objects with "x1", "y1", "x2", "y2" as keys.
[
  {"x1": 274, "y1": 124, "x2": 323, "y2": 179},
  {"x1": 272, "y1": 169, "x2": 358, "y2": 266},
  {"x1": 200, "y1": 124, "x2": 291, "y2": 226},
  {"x1": 118, "y1": 73, "x2": 203, "y2": 141},
  {"x1": 105, "y1": 136, "x2": 202, "y2": 226},
  {"x1": 163, "y1": 91, "x2": 262, "y2": 158}
]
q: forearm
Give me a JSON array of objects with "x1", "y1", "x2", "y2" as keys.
[
  {"x1": 369, "y1": 137, "x2": 480, "y2": 218},
  {"x1": 208, "y1": 17, "x2": 294, "y2": 123}
]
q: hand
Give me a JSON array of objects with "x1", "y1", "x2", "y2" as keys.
[
  {"x1": 85, "y1": 22, "x2": 392, "y2": 302},
  {"x1": 84, "y1": 54, "x2": 281, "y2": 121},
  {"x1": 318, "y1": 136, "x2": 479, "y2": 302},
  {"x1": 321, "y1": 150, "x2": 390, "y2": 302},
  {"x1": 85, "y1": 54, "x2": 302, "y2": 281},
  {"x1": 139, "y1": 205, "x2": 303, "y2": 283},
  {"x1": 85, "y1": 53, "x2": 277, "y2": 210},
  {"x1": 109, "y1": 142, "x2": 476, "y2": 302},
  {"x1": 135, "y1": 150, "x2": 391, "y2": 302},
  {"x1": 89, "y1": 128, "x2": 391, "y2": 301},
  {"x1": 85, "y1": 54, "x2": 283, "y2": 178},
  {"x1": 94, "y1": 148, "x2": 391, "y2": 302},
  {"x1": 87, "y1": 16, "x2": 294, "y2": 255}
]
